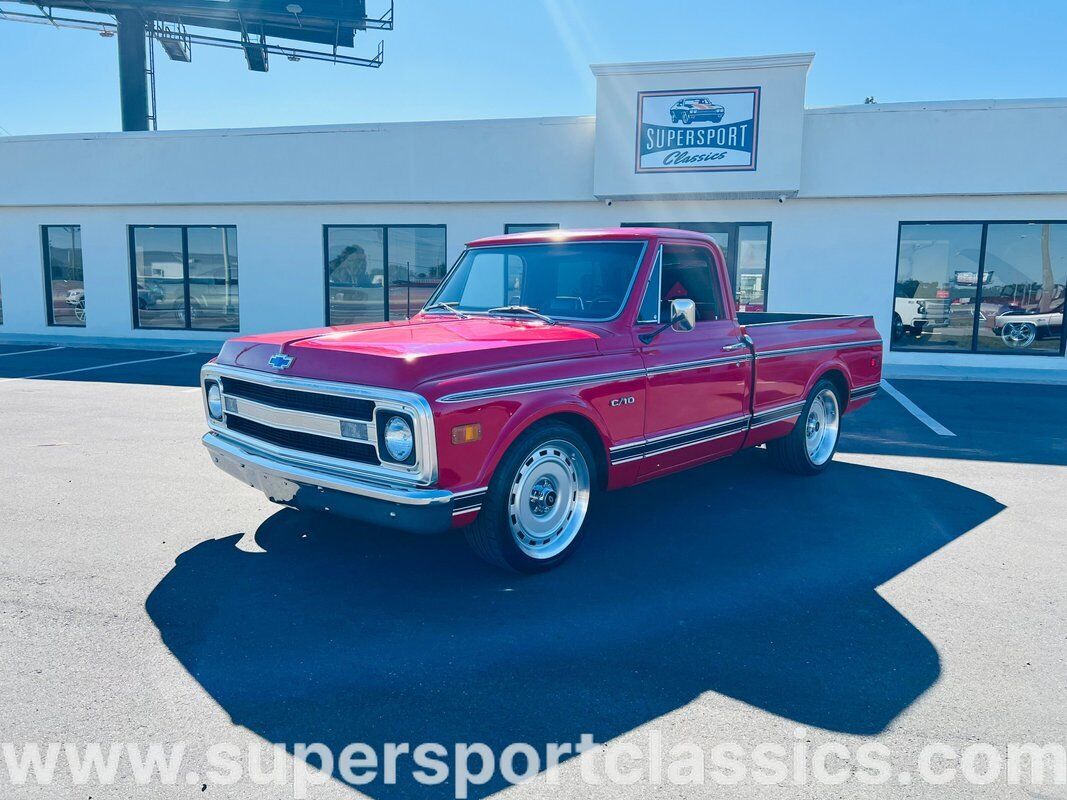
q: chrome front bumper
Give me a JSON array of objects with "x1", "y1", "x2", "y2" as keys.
[{"x1": 203, "y1": 432, "x2": 456, "y2": 534}]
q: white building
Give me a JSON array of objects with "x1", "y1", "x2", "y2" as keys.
[{"x1": 1, "y1": 52, "x2": 1066, "y2": 373}]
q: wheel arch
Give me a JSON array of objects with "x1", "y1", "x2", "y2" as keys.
[
  {"x1": 809, "y1": 365, "x2": 851, "y2": 411},
  {"x1": 474, "y1": 401, "x2": 612, "y2": 492}
]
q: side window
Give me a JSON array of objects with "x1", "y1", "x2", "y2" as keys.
[
  {"x1": 637, "y1": 250, "x2": 661, "y2": 323},
  {"x1": 659, "y1": 244, "x2": 723, "y2": 323}
]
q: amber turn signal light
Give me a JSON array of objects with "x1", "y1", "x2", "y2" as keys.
[{"x1": 451, "y1": 423, "x2": 482, "y2": 445}]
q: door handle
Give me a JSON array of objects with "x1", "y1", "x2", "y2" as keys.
[{"x1": 721, "y1": 341, "x2": 747, "y2": 351}]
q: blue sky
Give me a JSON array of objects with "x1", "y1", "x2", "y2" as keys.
[{"x1": 1, "y1": 0, "x2": 1065, "y2": 135}]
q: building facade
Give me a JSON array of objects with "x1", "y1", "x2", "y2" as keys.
[{"x1": 1, "y1": 52, "x2": 1066, "y2": 372}]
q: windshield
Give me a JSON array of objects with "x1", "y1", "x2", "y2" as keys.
[{"x1": 426, "y1": 241, "x2": 645, "y2": 320}]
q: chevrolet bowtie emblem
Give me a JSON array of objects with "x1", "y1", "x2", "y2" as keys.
[{"x1": 268, "y1": 353, "x2": 295, "y2": 370}]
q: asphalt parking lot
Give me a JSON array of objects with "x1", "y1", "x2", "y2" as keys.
[{"x1": 1, "y1": 344, "x2": 1064, "y2": 799}]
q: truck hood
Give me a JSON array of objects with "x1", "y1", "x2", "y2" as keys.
[{"x1": 215, "y1": 317, "x2": 603, "y2": 391}]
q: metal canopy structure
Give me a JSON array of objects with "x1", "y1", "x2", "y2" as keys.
[{"x1": 0, "y1": 0, "x2": 393, "y2": 131}]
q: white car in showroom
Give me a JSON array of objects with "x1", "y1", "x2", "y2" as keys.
[
  {"x1": 892, "y1": 297, "x2": 950, "y2": 341},
  {"x1": 992, "y1": 303, "x2": 1064, "y2": 349}
]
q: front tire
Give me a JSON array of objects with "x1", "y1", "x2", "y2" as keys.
[
  {"x1": 767, "y1": 380, "x2": 842, "y2": 475},
  {"x1": 465, "y1": 422, "x2": 595, "y2": 573}
]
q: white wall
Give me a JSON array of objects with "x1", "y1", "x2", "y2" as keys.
[
  {"x1": 4, "y1": 97, "x2": 1067, "y2": 210},
  {"x1": 802, "y1": 99, "x2": 1067, "y2": 198},
  {"x1": 0, "y1": 116, "x2": 596, "y2": 207},
  {"x1": 2, "y1": 194, "x2": 1065, "y2": 371}
]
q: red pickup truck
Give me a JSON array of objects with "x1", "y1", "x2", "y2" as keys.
[{"x1": 201, "y1": 228, "x2": 882, "y2": 572}]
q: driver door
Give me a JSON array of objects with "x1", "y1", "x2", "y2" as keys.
[{"x1": 635, "y1": 240, "x2": 751, "y2": 479}]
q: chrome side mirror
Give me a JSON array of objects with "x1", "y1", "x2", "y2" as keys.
[{"x1": 670, "y1": 298, "x2": 696, "y2": 332}]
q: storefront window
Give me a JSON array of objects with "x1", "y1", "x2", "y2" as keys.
[
  {"x1": 387, "y1": 227, "x2": 448, "y2": 320},
  {"x1": 893, "y1": 222, "x2": 1066, "y2": 356},
  {"x1": 622, "y1": 222, "x2": 771, "y2": 310},
  {"x1": 325, "y1": 225, "x2": 446, "y2": 325},
  {"x1": 43, "y1": 225, "x2": 85, "y2": 327},
  {"x1": 737, "y1": 225, "x2": 769, "y2": 311},
  {"x1": 504, "y1": 223, "x2": 560, "y2": 234},
  {"x1": 978, "y1": 224, "x2": 1066, "y2": 355},
  {"x1": 130, "y1": 226, "x2": 239, "y2": 331},
  {"x1": 893, "y1": 223, "x2": 983, "y2": 351},
  {"x1": 186, "y1": 227, "x2": 240, "y2": 331}
]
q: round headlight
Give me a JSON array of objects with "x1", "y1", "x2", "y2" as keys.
[
  {"x1": 383, "y1": 415, "x2": 414, "y2": 462},
  {"x1": 206, "y1": 382, "x2": 223, "y2": 420}
]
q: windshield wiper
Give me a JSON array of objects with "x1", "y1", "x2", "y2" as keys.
[
  {"x1": 423, "y1": 301, "x2": 469, "y2": 319},
  {"x1": 487, "y1": 305, "x2": 557, "y2": 325}
]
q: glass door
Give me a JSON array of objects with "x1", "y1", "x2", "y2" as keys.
[{"x1": 622, "y1": 222, "x2": 771, "y2": 310}]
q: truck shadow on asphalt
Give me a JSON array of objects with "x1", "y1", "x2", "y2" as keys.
[{"x1": 146, "y1": 448, "x2": 1004, "y2": 799}]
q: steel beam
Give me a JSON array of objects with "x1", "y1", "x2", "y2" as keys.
[{"x1": 115, "y1": 9, "x2": 149, "y2": 131}]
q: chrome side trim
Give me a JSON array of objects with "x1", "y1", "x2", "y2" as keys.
[
  {"x1": 749, "y1": 400, "x2": 806, "y2": 429},
  {"x1": 609, "y1": 413, "x2": 751, "y2": 464},
  {"x1": 850, "y1": 382, "x2": 881, "y2": 399},
  {"x1": 203, "y1": 432, "x2": 452, "y2": 507},
  {"x1": 438, "y1": 341, "x2": 879, "y2": 404},
  {"x1": 646, "y1": 354, "x2": 753, "y2": 377},
  {"x1": 755, "y1": 339, "x2": 884, "y2": 359},
  {"x1": 610, "y1": 398, "x2": 809, "y2": 465},
  {"x1": 453, "y1": 505, "x2": 482, "y2": 516},
  {"x1": 202, "y1": 364, "x2": 438, "y2": 486},
  {"x1": 452, "y1": 486, "x2": 489, "y2": 499},
  {"x1": 452, "y1": 486, "x2": 488, "y2": 516},
  {"x1": 642, "y1": 422, "x2": 749, "y2": 459},
  {"x1": 437, "y1": 368, "x2": 647, "y2": 404}
]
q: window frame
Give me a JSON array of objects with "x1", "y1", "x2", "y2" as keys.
[
  {"x1": 422, "y1": 240, "x2": 649, "y2": 324},
  {"x1": 891, "y1": 220, "x2": 1067, "y2": 358},
  {"x1": 654, "y1": 240, "x2": 728, "y2": 324},
  {"x1": 504, "y1": 223, "x2": 560, "y2": 234},
  {"x1": 323, "y1": 224, "x2": 447, "y2": 326},
  {"x1": 621, "y1": 221, "x2": 772, "y2": 310},
  {"x1": 128, "y1": 224, "x2": 239, "y2": 332},
  {"x1": 42, "y1": 224, "x2": 85, "y2": 328},
  {"x1": 636, "y1": 248, "x2": 663, "y2": 324}
]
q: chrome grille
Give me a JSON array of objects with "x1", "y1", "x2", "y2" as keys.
[
  {"x1": 221, "y1": 376, "x2": 374, "y2": 420},
  {"x1": 226, "y1": 415, "x2": 378, "y2": 464},
  {"x1": 202, "y1": 364, "x2": 439, "y2": 486}
]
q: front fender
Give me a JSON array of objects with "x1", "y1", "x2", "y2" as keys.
[{"x1": 470, "y1": 395, "x2": 613, "y2": 491}]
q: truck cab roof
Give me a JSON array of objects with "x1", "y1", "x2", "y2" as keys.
[{"x1": 466, "y1": 227, "x2": 720, "y2": 249}]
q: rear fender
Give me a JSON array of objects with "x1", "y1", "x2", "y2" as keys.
[{"x1": 805, "y1": 358, "x2": 855, "y2": 411}]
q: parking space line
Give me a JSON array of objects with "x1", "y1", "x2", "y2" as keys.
[
  {"x1": 0, "y1": 351, "x2": 198, "y2": 384},
  {"x1": 0, "y1": 346, "x2": 65, "y2": 358},
  {"x1": 880, "y1": 379, "x2": 956, "y2": 437}
]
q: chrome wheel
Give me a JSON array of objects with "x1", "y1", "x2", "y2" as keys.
[
  {"x1": 507, "y1": 439, "x2": 590, "y2": 560},
  {"x1": 804, "y1": 388, "x2": 840, "y2": 466},
  {"x1": 1001, "y1": 322, "x2": 1037, "y2": 349}
]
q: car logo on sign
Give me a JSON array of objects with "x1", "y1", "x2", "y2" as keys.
[{"x1": 268, "y1": 353, "x2": 294, "y2": 370}]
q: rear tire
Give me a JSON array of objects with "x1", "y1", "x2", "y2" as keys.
[
  {"x1": 464, "y1": 422, "x2": 595, "y2": 573},
  {"x1": 767, "y1": 379, "x2": 842, "y2": 475}
]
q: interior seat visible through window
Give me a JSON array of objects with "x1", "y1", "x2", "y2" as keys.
[{"x1": 659, "y1": 245, "x2": 722, "y2": 322}]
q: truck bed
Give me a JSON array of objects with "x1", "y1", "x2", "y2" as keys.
[{"x1": 737, "y1": 312, "x2": 884, "y2": 432}]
